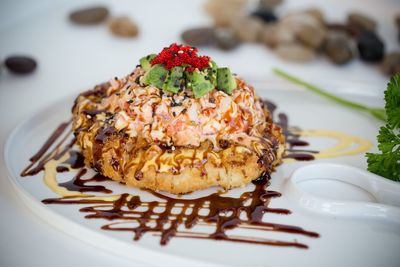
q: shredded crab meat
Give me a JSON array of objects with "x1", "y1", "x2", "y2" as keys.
[{"x1": 84, "y1": 67, "x2": 270, "y2": 151}]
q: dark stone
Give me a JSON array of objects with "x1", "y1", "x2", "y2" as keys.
[
  {"x1": 5, "y1": 56, "x2": 37, "y2": 74},
  {"x1": 356, "y1": 31, "x2": 385, "y2": 62},
  {"x1": 381, "y1": 52, "x2": 400, "y2": 76},
  {"x1": 323, "y1": 32, "x2": 354, "y2": 65},
  {"x1": 214, "y1": 28, "x2": 240, "y2": 50},
  {"x1": 69, "y1": 6, "x2": 109, "y2": 25},
  {"x1": 251, "y1": 9, "x2": 278, "y2": 23},
  {"x1": 181, "y1": 27, "x2": 215, "y2": 46}
]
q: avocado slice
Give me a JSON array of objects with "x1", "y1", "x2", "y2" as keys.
[
  {"x1": 186, "y1": 70, "x2": 214, "y2": 98},
  {"x1": 217, "y1": 67, "x2": 236, "y2": 95},
  {"x1": 139, "y1": 54, "x2": 156, "y2": 71},
  {"x1": 207, "y1": 60, "x2": 218, "y2": 87},
  {"x1": 142, "y1": 64, "x2": 168, "y2": 88},
  {"x1": 163, "y1": 66, "x2": 184, "y2": 93}
]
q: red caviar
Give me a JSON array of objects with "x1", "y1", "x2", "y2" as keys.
[{"x1": 150, "y1": 43, "x2": 210, "y2": 72}]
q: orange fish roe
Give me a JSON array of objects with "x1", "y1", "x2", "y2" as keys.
[{"x1": 150, "y1": 43, "x2": 210, "y2": 72}]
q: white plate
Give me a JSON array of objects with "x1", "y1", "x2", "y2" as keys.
[{"x1": 4, "y1": 82, "x2": 400, "y2": 267}]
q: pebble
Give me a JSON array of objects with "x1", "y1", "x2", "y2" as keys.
[
  {"x1": 69, "y1": 6, "x2": 109, "y2": 25},
  {"x1": 275, "y1": 43, "x2": 316, "y2": 62},
  {"x1": 204, "y1": 0, "x2": 247, "y2": 27},
  {"x1": 347, "y1": 12, "x2": 377, "y2": 32},
  {"x1": 231, "y1": 16, "x2": 264, "y2": 42},
  {"x1": 356, "y1": 31, "x2": 384, "y2": 62},
  {"x1": 325, "y1": 23, "x2": 359, "y2": 37},
  {"x1": 323, "y1": 32, "x2": 354, "y2": 65},
  {"x1": 181, "y1": 27, "x2": 215, "y2": 46},
  {"x1": 214, "y1": 28, "x2": 240, "y2": 50},
  {"x1": 304, "y1": 8, "x2": 325, "y2": 24},
  {"x1": 251, "y1": 9, "x2": 278, "y2": 23},
  {"x1": 381, "y1": 52, "x2": 400, "y2": 76},
  {"x1": 280, "y1": 13, "x2": 320, "y2": 34},
  {"x1": 108, "y1": 16, "x2": 139, "y2": 38},
  {"x1": 258, "y1": 0, "x2": 283, "y2": 9},
  {"x1": 5, "y1": 56, "x2": 37, "y2": 74},
  {"x1": 259, "y1": 23, "x2": 296, "y2": 47},
  {"x1": 296, "y1": 23, "x2": 326, "y2": 49}
]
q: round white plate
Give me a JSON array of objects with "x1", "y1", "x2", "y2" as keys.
[{"x1": 4, "y1": 82, "x2": 400, "y2": 267}]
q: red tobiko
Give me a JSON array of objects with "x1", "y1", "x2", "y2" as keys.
[{"x1": 150, "y1": 43, "x2": 210, "y2": 72}]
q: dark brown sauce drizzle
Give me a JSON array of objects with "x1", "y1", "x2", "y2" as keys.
[
  {"x1": 22, "y1": 100, "x2": 320, "y2": 249},
  {"x1": 42, "y1": 174, "x2": 318, "y2": 248},
  {"x1": 266, "y1": 101, "x2": 318, "y2": 161},
  {"x1": 20, "y1": 121, "x2": 74, "y2": 177},
  {"x1": 59, "y1": 168, "x2": 112, "y2": 194}
]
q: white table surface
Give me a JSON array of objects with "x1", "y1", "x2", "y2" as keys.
[{"x1": 0, "y1": 0, "x2": 399, "y2": 266}]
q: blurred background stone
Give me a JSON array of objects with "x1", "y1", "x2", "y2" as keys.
[
  {"x1": 181, "y1": 27, "x2": 215, "y2": 47},
  {"x1": 357, "y1": 31, "x2": 384, "y2": 62},
  {"x1": 69, "y1": 6, "x2": 109, "y2": 25},
  {"x1": 347, "y1": 12, "x2": 377, "y2": 33},
  {"x1": 323, "y1": 31, "x2": 354, "y2": 65},
  {"x1": 297, "y1": 23, "x2": 326, "y2": 49},
  {"x1": 258, "y1": 0, "x2": 283, "y2": 10},
  {"x1": 214, "y1": 28, "x2": 240, "y2": 50},
  {"x1": 231, "y1": 16, "x2": 264, "y2": 42},
  {"x1": 381, "y1": 52, "x2": 400, "y2": 76},
  {"x1": 204, "y1": 0, "x2": 247, "y2": 27},
  {"x1": 251, "y1": 9, "x2": 278, "y2": 23},
  {"x1": 5, "y1": 56, "x2": 37, "y2": 74},
  {"x1": 108, "y1": 16, "x2": 139, "y2": 38}
]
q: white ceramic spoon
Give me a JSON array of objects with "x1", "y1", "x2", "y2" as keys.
[{"x1": 284, "y1": 163, "x2": 400, "y2": 224}]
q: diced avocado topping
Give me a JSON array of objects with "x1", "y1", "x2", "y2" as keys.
[
  {"x1": 139, "y1": 54, "x2": 156, "y2": 71},
  {"x1": 186, "y1": 70, "x2": 214, "y2": 98},
  {"x1": 163, "y1": 67, "x2": 184, "y2": 93},
  {"x1": 139, "y1": 44, "x2": 237, "y2": 97},
  {"x1": 207, "y1": 60, "x2": 218, "y2": 87},
  {"x1": 217, "y1": 67, "x2": 237, "y2": 95},
  {"x1": 142, "y1": 64, "x2": 168, "y2": 89}
]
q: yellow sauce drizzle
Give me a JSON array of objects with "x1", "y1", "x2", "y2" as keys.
[{"x1": 284, "y1": 129, "x2": 373, "y2": 163}]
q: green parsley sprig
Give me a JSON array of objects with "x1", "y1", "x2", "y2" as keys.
[
  {"x1": 272, "y1": 68, "x2": 399, "y2": 181},
  {"x1": 272, "y1": 68, "x2": 386, "y2": 122},
  {"x1": 366, "y1": 75, "x2": 400, "y2": 181}
]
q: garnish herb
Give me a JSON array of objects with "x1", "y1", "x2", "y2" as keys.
[
  {"x1": 366, "y1": 75, "x2": 400, "y2": 181},
  {"x1": 273, "y1": 68, "x2": 386, "y2": 122}
]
